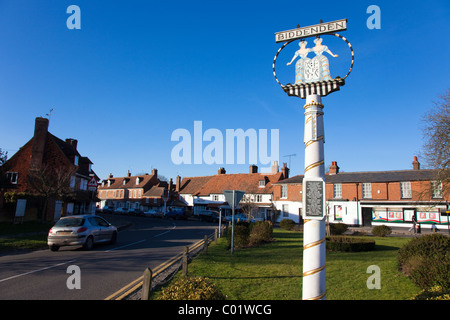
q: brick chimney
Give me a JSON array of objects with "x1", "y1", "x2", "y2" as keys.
[
  {"x1": 176, "y1": 175, "x2": 181, "y2": 192},
  {"x1": 271, "y1": 160, "x2": 279, "y2": 174},
  {"x1": 218, "y1": 167, "x2": 226, "y2": 174},
  {"x1": 169, "y1": 178, "x2": 173, "y2": 191},
  {"x1": 30, "y1": 117, "x2": 49, "y2": 168},
  {"x1": 152, "y1": 168, "x2": 158, "y2": 178},
  {"x1": 281, "y1": 162, "x2": 289, "y2": 179},
  {"x1": 329, "y1": 161, "x2": 340, "y2": 175},
  {"x1": 65, "y1": 138, "x2": 78, "y2": 150},
  {"x1": 412, "y1": 156, "x2": 420, "y2": 170},
  {"x1": 250, "y1": 165, "x2": 258, "y2": 174}
]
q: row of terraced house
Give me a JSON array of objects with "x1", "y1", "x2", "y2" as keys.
[{"x1": 1, "y1": 117, "x2": 449, "y2": 229}]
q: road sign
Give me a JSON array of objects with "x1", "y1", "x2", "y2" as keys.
[
  {"x1": 87, "y1": 177, "x2": 98, "y2": 188},
  {"x1": 275, "y1": 19, "x2": 347, "y2": 43},
  {"x1": 223, "y1": 190, "x2": 245, "y2": 209},
  {"x1": 223, "y1": 190, "x2": 245, "y2": 255},
  {"x1": 302, "y1": 177, "x2": 326, "y2": 220}
]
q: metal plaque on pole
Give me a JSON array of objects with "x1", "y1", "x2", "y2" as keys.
[{"x1": 223, "y1": 190, "x2": 245, "y2": 255}]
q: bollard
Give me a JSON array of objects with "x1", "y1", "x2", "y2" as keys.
[
  {"x1": 214, "y1": 229, "x2": 218, "y2": 244},
  {"x1": 142, "y1": 268, "x2": 152, "y2": 300},
  {"x1": 182, "y1": 246, "x2": 189, "y2": 276}
]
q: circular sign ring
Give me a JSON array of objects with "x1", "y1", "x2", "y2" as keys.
[{"x1": 272, "y1": 33, "x2": 354, "y2": 87}]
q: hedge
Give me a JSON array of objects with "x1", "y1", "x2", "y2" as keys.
[{"x1": 326, "y1": 236, "x2": 375, "y2": 252}]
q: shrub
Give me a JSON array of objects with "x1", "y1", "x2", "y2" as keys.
[
  {"x1": 329, "y1": 223, "x2": 348, "y2": 235},
  {"x1": 280, "y1": 219, "x2": 296, "y2": 231},
  {"x1": 227, "y1": 223, "x2": 250, "y2": 248},
  {"x1": 397, "y1": 233, "x2": 450, "y2": 290},
  {"x1": 326, "y1": 236, "x2": 375, "y2": 252},
  {"x1": 412, "y1": 286, "x2": 450, "y2": 300},
  {"x1": 372, "y1": 225, "x2": 392, "y2": 237},
  {"x1": 158, "y1": 276, "x2": 225, "y2": 300},
  {"x1": 249, "y1": 221, "x2": 273, "y2": 246}
]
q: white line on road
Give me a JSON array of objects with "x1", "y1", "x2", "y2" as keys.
[
  {"x1": 104, "y1": 239, "x2": 146, "y2": 252},
  {"x1": 0, "y1": 259, "x2": 77, "y2": 283}
]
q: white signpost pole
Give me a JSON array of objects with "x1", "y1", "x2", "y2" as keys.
[
  {"x1": 273, "y1": 19, "x2": 353, "y2": 300},
  {"x1": 302, "y1": 94, "x2": 327, "y2": 300}
]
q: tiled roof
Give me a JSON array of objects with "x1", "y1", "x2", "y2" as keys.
[
  {"x1": 98, "y1": 173, "x2": 157, "y2": 190},
  {"x1": 179, "y1": 172, "x2": 284, "y2": 196},
  {"x1": 275, "y1": 169, "x2": 440, "y2": 185}
]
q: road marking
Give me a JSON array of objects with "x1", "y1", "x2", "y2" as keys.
[
  {"x1": 104, "y1": 223, "x2": 176, "y2": 252},
  {"x1": 104, "y1": 239, "x2": 146, "y2": 252},
  {"x1": 0, "y1": 259, "x2": 77, "y2": 283}
]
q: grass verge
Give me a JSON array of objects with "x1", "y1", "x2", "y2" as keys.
[{"x1": 154, "y1": 228, "x2": 421, "y2": 300}]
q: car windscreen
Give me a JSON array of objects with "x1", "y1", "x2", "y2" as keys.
[{"x1": 54, "y1": 217, "x2": 85, "y2": 227}]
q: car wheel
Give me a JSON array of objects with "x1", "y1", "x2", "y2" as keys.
[
  {"x1": 110, "y1": 232, "x2": 117, "y2": 245},
  {"x1": 83, "y1": 236, "x2": 94, "y2": 250},
  {"x1": 50, "y1": 245, "x2": 60, "y2": 252}
]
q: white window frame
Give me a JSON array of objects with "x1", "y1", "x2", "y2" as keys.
[
  {"x1": 400, "y1": 181, "x2": 411, "y2": 199},
  {"x1": 333, "y1": 183, "x2": 342, "y2": 199},
  {"x1": 431, "y1": 181, "x2": 443, "y2": 198},
  {"x1": 362, "y1": 183, "x2": 372, "y2": 199},
  {"x1": 281, "y1": 184, "x2": 287, "y2": 199},
  {"x1": 6, "y1": 172, "x2": 18, "y2": 184}
]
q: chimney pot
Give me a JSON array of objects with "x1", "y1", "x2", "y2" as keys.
[
  {"x1": 218, "y1": 167, "x2": 226, "y2": 174},
  {"x1": 250, "y1": 165, "x2": 258, "y2": 174},
  {"x1": 329, "y1": 161, "x2": 340, "y2": 175},
  {"x1": 412, "y1": 156, "x2": 420, "y2": 170}
]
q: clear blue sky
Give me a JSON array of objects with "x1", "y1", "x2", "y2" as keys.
[{"x1": 1, "y1": 0, "x2": 449, "y2": 181}]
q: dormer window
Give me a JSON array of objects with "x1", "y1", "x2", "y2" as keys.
[
  {"x1": 6, "y1": 172, "x2": 18, "y2": 184},
  {"x1": 136, "y1": 177, "x2": 140, "y2": 185},
  {"x1": 259, "y1": 180, "x2": 266, "y2": 187},
  {"x1": 108, "y1": 180, "x2": 111, "y2": 187}
]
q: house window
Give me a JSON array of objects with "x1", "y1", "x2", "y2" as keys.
[
  {"x1": 362, "y1": 183, "x2": 372, "y2": 199},
  {"x1": 74, "y1": 155, "x2": 79, "y2": 166},
  {"x1": 281, "y1": 185, "x2": 287, "y2": 199},
  {"x1": 212, "y1": 194, "x2": 220, "y2": 201},
  {"x1": 138, "y1": 190, "x2": 142, "y2": 198},
  {"x1": 282, "y1": 204, "x2": 289, "y2": 217},
  {"x1": 259, "y1": 180, "x2": 266, "y2": 187},
  {"x1": 70, "y1": 176, "x2": 76, "y2": 189},
  {"x1": 400, "y1": 181, "x2": 411, "y2": 199},
  {"x1": 256, "y1": 194, "x2": 262, "y2": 202},
  {"x1": 431, "y1": 181, "x2": 443, "y2": 198},
  {"x1": 6, "y1": 172, "x2": 18, "y2": 184},
  {"x1": 333, "y1": 183, "x2": 342, "y2": 199}
]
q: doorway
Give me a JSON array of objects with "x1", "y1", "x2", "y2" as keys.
[{"x1": 362, "y1": 207, "x2": 372, "y2": 226}]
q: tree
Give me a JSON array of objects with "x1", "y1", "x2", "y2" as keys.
[
  {"x1": 27, "y1": 164, "x2": 76, "y2": 221},
  {"x1": 421, "y1": 89, "x2": 450, "y2": 197}
]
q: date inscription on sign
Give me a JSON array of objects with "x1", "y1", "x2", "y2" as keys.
[{"x1": 303, "y1": 178, "x2": 326, "y2": 220}]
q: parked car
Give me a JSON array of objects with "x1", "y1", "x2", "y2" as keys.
[
  {"x1": 143, "y1": 209, "x2": 163, "y2": 218},
  {"x1": 114, "y1": 207, "x2": 128, "y2": 215},
  {"x1": 198, "y1": 210, "x2": 222, "y2": 223},
  {"x1": 47, "y1": 215, "x2": 117, "y2": 251},
  {"x1": 128, "y1": 208, "x2": 143, "y2": 216},
  {"x1": 164, "y1": 209, "x2": 188, "y2": 220},
  {"x1": 100, "y1": 206, "x2": 113, "y2": 214},
  {"x1": 225, "y1": 213, "x2": 253, "y2": 222}
]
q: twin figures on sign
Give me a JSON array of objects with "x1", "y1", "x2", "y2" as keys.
[{"x1": 286, "y1": 38, "x2": 338, "y2": 84}]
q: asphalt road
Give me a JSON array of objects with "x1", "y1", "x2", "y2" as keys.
[{"x1": 0, "y1": 215, "x2": 218, "y2": 300}]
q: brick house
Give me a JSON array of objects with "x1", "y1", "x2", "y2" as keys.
[
  {"x1": 97, "y1": 169, "x2": 173, "y2": 212},
  {"x1": 273, "y1": 157, "x2": 450, "y2": 229},
  {"x1": 177, "y1": 161, "x2": 289, "y2": 221},
  {"x1": 1, "y1": 117, "x2": 99, "y2": 221}
]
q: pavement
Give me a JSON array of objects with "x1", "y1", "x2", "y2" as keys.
[{"x1": 346, "y1": 225, "x2": 450, "y2": 237}]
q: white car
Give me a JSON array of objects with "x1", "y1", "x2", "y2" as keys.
[{"x1": 47, "y1": 215, "x2": 117, "y2": 251}]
